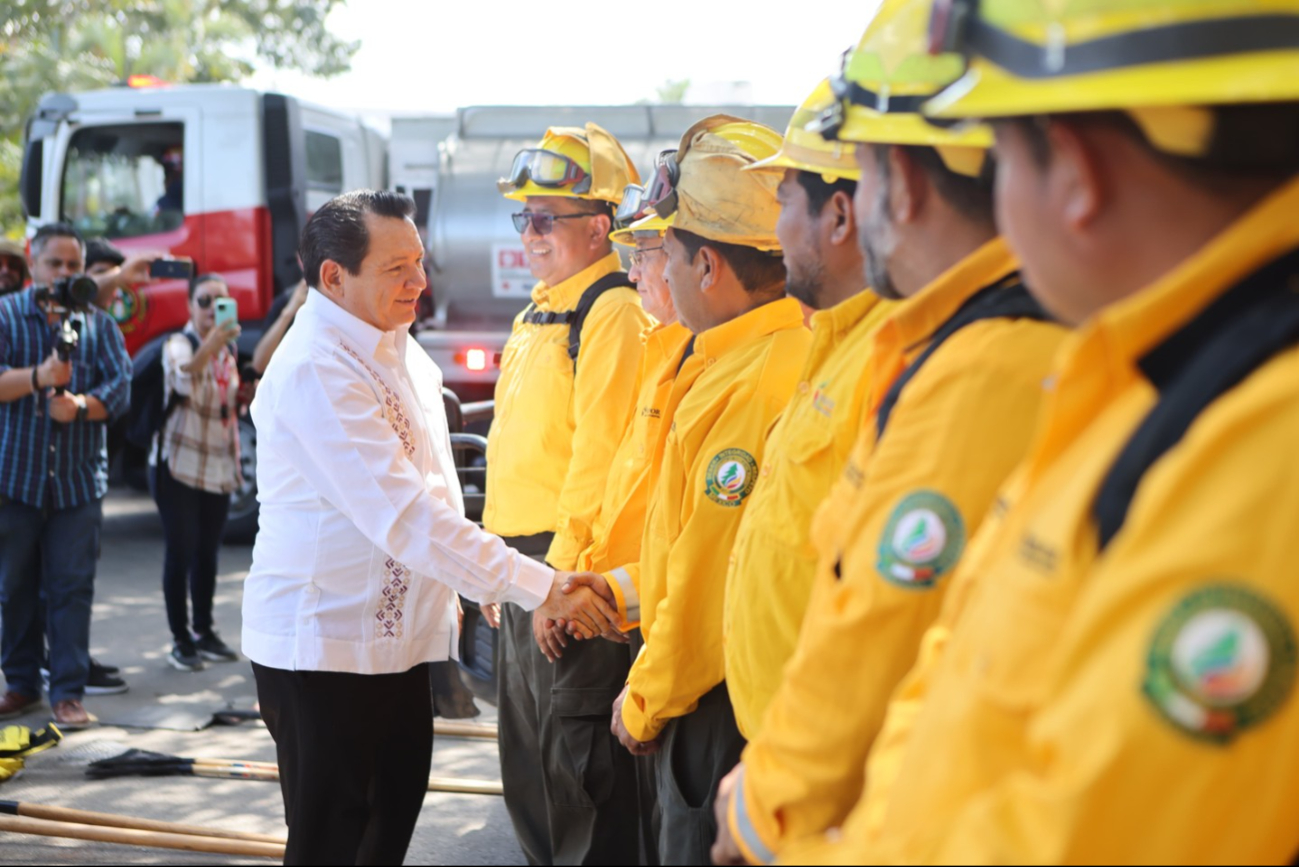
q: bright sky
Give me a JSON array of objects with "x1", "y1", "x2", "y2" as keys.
[{"x1": 246, "y1": 0, "x2": 884, "y2": 122}]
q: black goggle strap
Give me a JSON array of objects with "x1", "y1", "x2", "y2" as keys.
[
  {"x1": 811, "y1": 74, "x2": 934, "y2": 141},
  {"x1": 933, "y1": 0, "x2": 1299, "y2": 80}
]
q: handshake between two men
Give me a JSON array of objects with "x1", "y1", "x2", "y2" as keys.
[{"x1": 478, "y1": 572, "x2": 624, "y2": 662}]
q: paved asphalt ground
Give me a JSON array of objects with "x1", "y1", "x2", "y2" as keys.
[{"x1": 0, "y1": 488, "x2": 525, "y2": 865}]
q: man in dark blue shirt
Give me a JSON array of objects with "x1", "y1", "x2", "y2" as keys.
[{"x1": 0, "y1": 224, "x2": 131, "y2": 729}]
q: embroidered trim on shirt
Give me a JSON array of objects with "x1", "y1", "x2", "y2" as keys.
[
  {"x1": 376, "y1": 557, "x2": 411, "y2": 639},
  {"x1": 337, "y1": 341, "x2": 415, "y2": 458}
]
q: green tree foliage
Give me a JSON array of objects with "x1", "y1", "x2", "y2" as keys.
[{"x1": 0, "y1": 0, "x2": 359, "y2": 237}]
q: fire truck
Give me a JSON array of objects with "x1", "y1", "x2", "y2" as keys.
[{"x1": 20, "y1": 80, "x2": 792, "y2": 545}]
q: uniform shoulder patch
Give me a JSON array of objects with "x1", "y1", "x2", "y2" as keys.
[
  {"x1": 876, "y1": 490, "x2": 966, "y2": 588},
  {"x1": 704, "y1": 448, "x2": 758, "y2": 507},
  {"x1": 1143, "y1": 583, "x2": 1297, "y2": 745}
]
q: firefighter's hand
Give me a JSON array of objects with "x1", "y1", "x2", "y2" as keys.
[
  {"x1": 47, "y1": 391, "x2": 81, "y2": 424},
  {"x1": 712, "y1": 764, "x2": 747, "y2": 865},
  {"x1": 36, "y1": 352, "x2": 72, "y2": 389},
  {"x1": 560, "y1": 573, "x2": 621, "y2": 637},
  {"x1": 611, "y1": 685, "x2": 660, "y2": 756},
  {"x1": 533, "y1": 608, "x2": 569, "y2": 663},
  {"x1": 482, "y1": 602, "x2": 501, "y2": 629},
  {"x1": 537, "y1": 572, "x2": 619, "y2": 645}
]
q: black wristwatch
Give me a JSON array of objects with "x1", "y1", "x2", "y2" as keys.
[
  {"x1": 30, "y1": 367, "x2": 41, "y2": 394},
  {"x1": 76, "y1": 398, "x2": 88, "y2": 423}
]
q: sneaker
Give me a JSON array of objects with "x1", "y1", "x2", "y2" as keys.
[
  {"x1": 0, "y1": 691, "x2": 41, "y2": 721},
  {"x1": 167, "y1": 645, "x2": 204, "y2": 672},
  {"x1": 90, "y1": 657, "x2": 121, "y2": 676},
  {"x1": 194, "y1": 632, "x2": 239, "y2": 663},
  {"x1": 51, "y1": 698, "x2": 98, "y2": 731},
  {"x1": 40, "y1": 659, "x2": 129, "y2": 695}
]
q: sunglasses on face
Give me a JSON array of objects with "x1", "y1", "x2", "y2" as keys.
[
  {"x1": 511, "y1": 211, "x2": 600, "y2": 235},
  {"x1": 193, "y1": 294, "x2": 224, "y2": 309}
]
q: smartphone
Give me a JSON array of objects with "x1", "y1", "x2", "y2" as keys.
[
  {"x1": 150, "y1": 258, "x2": 195, "y2": 280},
  {"x1": 214, "y1": 297, "x2": 238, "y2": 330}
]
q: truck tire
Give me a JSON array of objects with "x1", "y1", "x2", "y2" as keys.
[{"x1": 224, "y1": 415, "x2": 260, "y2": 544}]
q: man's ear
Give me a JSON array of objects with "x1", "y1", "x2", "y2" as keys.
[
  {"x1": 889, "y1": 146, "x2": 927, "y2": 225},
  {"x1": 1046, "y1": 119, "x2": 1106, "y2": 231},
  {"x1": 319, "y1": 259, "x2": 345, "y2": 298},
  {"x1": 827, "y1": 188, "x2": 856, "y2": 248},
  {"x1": 590, "y1": 213, "x2": 613, "y2": 249},
  {"x1": 697, "y1": 245, "x2": 721, "y2": 294}
]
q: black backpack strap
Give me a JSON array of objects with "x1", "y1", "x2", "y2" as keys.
[
  {"x1": 876, "y1": 276, "x2": 1050, "y2": 440},
  {"x1": 567, "y1": 272, "x2": 634, "y2": 368},
  {"x1": 1093, "y1": 247, "x2": 1299, "y2": 551}
]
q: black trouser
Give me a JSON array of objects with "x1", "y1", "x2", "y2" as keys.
[
  {"x1": 149, "y1": 461, "x2": 230, "y2": 647},
  {"x1": 497, "y1": 534, "x2": 641, "y2": 866},
  {"x1": 253, "y1": 662, "x2": 433, "y2": 866},
  {"x1": 628, "y1": 630, "x2": 660, "y2": 867},
  {"x1": 656, "y1": 682, "x2": 746, "y2": 867}
]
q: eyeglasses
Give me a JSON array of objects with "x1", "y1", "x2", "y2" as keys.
[
  {"x1": 498, "y1": 148, "x2": 592, "y2": 196},
  {"x1": 0, "y1": 256, "x2": 23, "y2": 271},
  {"x1": 511, "y1": 211, "x2": 602, "y2": 235},
  {"x1": 629, "y1": 246, "x2": 664, "y2": 268},
  {"x1": 642, "y1": 149, "x2": 681, "y2": 220}
]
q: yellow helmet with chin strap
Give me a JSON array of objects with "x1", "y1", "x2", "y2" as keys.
[
  {"x1": 747, "y1": 78, "x2": 860, "y2": 181},
  {"x1": 814, "y1": 0, "x2": 993, "y2": 177},
  {"x1": 923, "y1": 0, "x2": 1299, "y2": 158},
  {"x1": 499, "y1": 122, "x2": 640, "y2": 204},
  {"x1": 611, "y1": 212, "x2": 675, "y2": 248}
]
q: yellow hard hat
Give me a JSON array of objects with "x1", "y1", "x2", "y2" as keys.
[
  {"x1": 924, "y1": 0, "x2": 1299, "y2": 156},
  {"x1": 499, "y1": 122, "x2": 640, "y2": 204},
  {"x1": 815, "y1": 0, "x2": 992, "y2": 177},
  {"x1": 747, "y1": 79, "x2": 860, "y2": 181},
  {"x1": 652, "y1": 115, "x2": 785, "y2": 252},
  {"x1": 611, "y1": 212, "x2": 674, "y2": 248}
]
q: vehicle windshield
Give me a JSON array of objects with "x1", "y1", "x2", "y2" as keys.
[{"x1": 61, "y1": 122, "x2": 186, "y2": 239}]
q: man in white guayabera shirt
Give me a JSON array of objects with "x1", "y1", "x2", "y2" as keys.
[{"x1": 243, "y1": 190, "x2": 620, "y2": 866}]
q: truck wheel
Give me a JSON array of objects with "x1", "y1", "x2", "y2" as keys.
[{"x1": 224, "y1": 415, "x2": 260, "y2": 544}]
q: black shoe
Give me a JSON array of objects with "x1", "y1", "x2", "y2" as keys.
[
  {"x1": 85, "y1": 661, "x2": 129, "y2": 696},
  {"x1": 194, "y1": 633, "x2": 239, "y2": 663},
  {"x1": 167, "y1": 645, "x2": 204, "y2": 672},
  {"x1": 90, "y1": 657, "x2": 120, "y2": 676}
]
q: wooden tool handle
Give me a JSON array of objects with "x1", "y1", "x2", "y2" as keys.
[
  {"x1": 8, "y1": 801, "x2": 283, "y2": 845},
  {"x1": 434, "y1": 720, "x2": 498, "y2": 740},
  {"x1": 428, "y1": 776, "x2": 504, "y2": 795},
  {"x1": 0, "y1": 814, "x2": 285, "y2": 859}
]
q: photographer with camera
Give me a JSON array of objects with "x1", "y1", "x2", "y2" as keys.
[{"x1": 0, "y1": 223, "x2": 131, "y2": 729}]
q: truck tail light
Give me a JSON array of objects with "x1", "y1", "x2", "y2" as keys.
[{"x1": 454, "y1": 348, "x2": 491, "y2": 372}]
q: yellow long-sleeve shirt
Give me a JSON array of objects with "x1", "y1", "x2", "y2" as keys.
[
  {"x1": 789, "y1": 177, "x2": 1299, "y2": 866},
  {"x1": 621, "y1": 297, "x2": 812, "y2": 743},
  {"x1": 723, "y1": 289, "x2": 895, "y2": 739},
  {"x1": 729, "y1": 238, "x2": 1066, "y2": 863},
  {"x1": 573, "y1": 321, "x2": 693, "y2": 624},
  {"x1": 483, "y1": 252, "x2": 651, "y2": 569}
]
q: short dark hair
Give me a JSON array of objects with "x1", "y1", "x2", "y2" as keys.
[
  {"x1": 31, "y1": 222, "x2": 85, "y2": 259},
  {"x1": 874, "y1": 143, "x2": 996, "y2": 228},
  {"x1": 1006, "y1": 103, "x2": 1299, "y2": 196},
  {"x1": 795, "y1": 171, "x2": 857, "y2": 217},
  {"x1": 84, "y1": 237, "x2": 125, "y2": 270},
  {"x1": 299, "y1": 190, "x2": 417, "y2": 290},
  {"x1": 189, "y1": 272, "x2": 227, "y2": 300},
  {"x1": 673, "y1": 228, "x2": 787, "y2": 294}
]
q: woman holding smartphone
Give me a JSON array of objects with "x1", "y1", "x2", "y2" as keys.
[{"x1": 151, "y1": 273, "x2": 242, "y2": 671}]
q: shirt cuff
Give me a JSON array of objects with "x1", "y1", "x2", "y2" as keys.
[
  {"x1": 498, "y1": 553, "x2": 554, "y2": 610},
  {"x1": 730, "y1": 765, "x2": 778, "y2": 865},
  {"x1": 620, "y1": 688, "x2": 665, "y2": 744},
  {"x1": 603, "y1": 567, "x2": 641, "y2": 631}
]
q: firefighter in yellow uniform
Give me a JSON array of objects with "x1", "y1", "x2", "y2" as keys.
[
  {"x1": 722, "y1": 79, "x2": 894, "y2": 742},
  {"x1": 713, "y1": 3, "x2": 1068, "y2": 862},
  {"x1": 604, "y1": 116, "x2": 812, "y2": 866},
  {"x1": 783, "y1": 0, "x2": 1299, "y2": 863},
  {"x1": 489, "y1": 123, "x2": 649, "y2": 865}
]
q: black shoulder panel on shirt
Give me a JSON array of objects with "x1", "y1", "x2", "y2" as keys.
[{"x1": 1093, "y1": 246, "x2": 1299, "y2": 552}]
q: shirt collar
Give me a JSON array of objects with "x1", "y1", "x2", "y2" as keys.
[
  {"x1": 530, "y1": 252, "x2": 623, "y2": 311},
  {"x1": 1088, "y1": 174, "x2": 1299, "y2": 366},
  {"x1": 693, "y1": 296, "x2": 805, "y2": 363},
  {"x1": 809, "y1": 289, "x2": 886, "y2": 339},
  {"x1": 886, "y1": 236, "x2": 1018, "y2": 351},
  {"x1": 301, "y1": 289, "x2": 388, "y2": 359}
]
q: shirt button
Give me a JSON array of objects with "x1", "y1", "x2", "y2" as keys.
[
  {"x1": 49, "y1": 445, "x2": 56, "y2": 453},
  {"x1": 761, "y1": 465, "x2": 771, "y2": 477},
  {"x1": 48, "y1": 470, "x2": 55, "y2": 477},
  {"x1": 798, "y1": 381, "x2": 810, "y2": 394}
]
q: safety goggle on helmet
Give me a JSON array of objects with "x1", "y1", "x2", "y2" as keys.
[
  {"x1": 498, "y1": 148, "x2": 592, "y2": 196},
  {"x1": 641, "y1": 149, "x2": 681, "y2": 221}
]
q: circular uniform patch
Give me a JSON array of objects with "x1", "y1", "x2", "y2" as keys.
[
  {"x1": 1143, "y1": 584, "x2": 1297, "y2": 745},
  {"x1": 876, "y1": 490, "x2": 965, "y2": 588},
  {"x1": 705, "y1": 449, "x2": 758, "y2": 507}
]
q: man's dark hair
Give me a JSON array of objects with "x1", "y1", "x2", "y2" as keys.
[
  {"x1": 299, "y1": 190, "x2": 417, "y2": 289},
  {"x1": 84, "y1": 237, "x2": 125, "y2": 271},
  {"x1": 189, "y1": 272, "x2": 228, "y2": 300},
  {"x1": 1005, "y1": 103, "x2": 1299, "y2": 197},
  {"x1": 874, "y1": 143, "x2": 996, "y2": 228},
  {"x1": 673, "y1": 228, "x2": 787, "y2": 294},
  {"x1": 795, "y1": 172, "x2": 857, "y2": 217},
  {"x1": 31, "y1": 222, "x2": 85, "y2": 259}
]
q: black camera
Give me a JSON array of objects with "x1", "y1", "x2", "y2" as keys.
[{"x1": 33, "y1": 274, "x2": 98, "y2": 312}]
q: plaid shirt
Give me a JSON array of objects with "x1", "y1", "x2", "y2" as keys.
[
  {"x1": 157, "y1": 327, "x2": 241, "y2": 495},
  {"x1": 0, "y1": 288, "x2": 131, "y2": 510}
]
